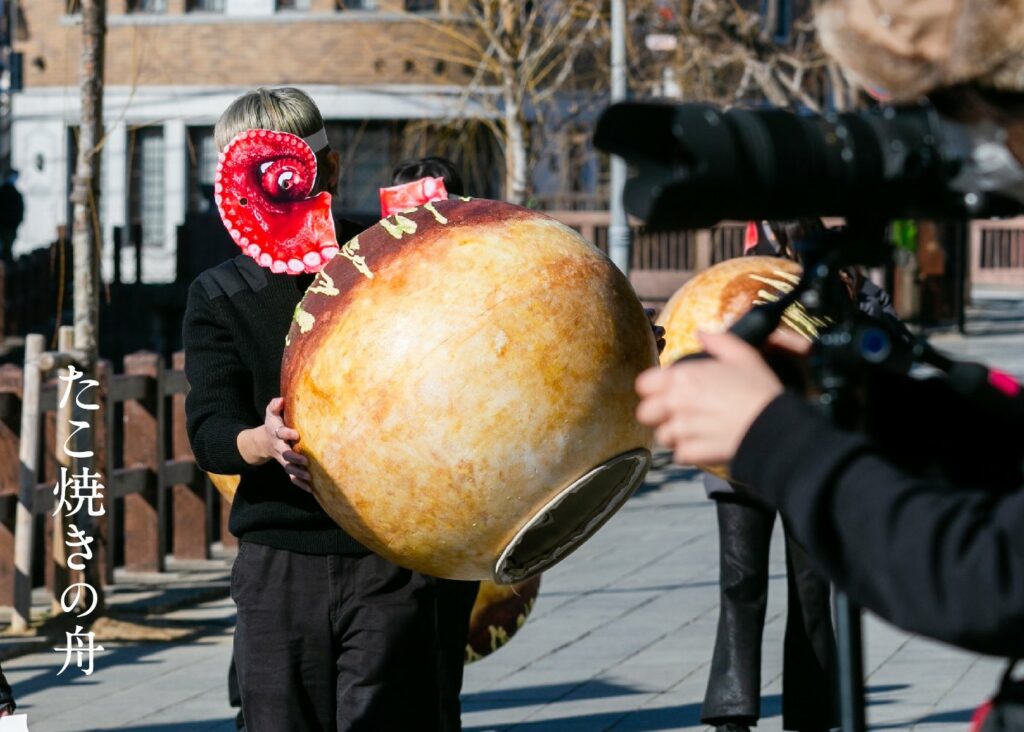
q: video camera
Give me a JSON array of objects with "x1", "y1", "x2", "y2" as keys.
[{"x1": 593, "y1": 101, "x2": 1024, "y2": 233}]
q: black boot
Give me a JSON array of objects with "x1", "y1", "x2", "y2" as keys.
[{"x1": 702, "y1": 495, "x2": 775, "y2": 724}]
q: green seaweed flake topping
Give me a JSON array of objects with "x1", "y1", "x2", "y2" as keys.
[
  {"x1": 293, "y1": 303, "x2": 315, "y2": 334},
  {"x1": 380, "y1": 214, "x2": 418, "y2": 239},
  {"x1": 339, "y1": 237, "x2": 374, "y2": 279},
  {"x1": 423, "y1": 201, "x2": 449, "y2": 225},
  {"x1": 309, "y1": 268, "x2": 341, "y2": 295}
]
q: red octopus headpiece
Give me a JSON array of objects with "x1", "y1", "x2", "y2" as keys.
[
  {"x1": 378, "y1": 176, "x2": 449, "y2": 218},
  {"x1": 215, "y1": 129, "x2": 337, "y2": 274}
]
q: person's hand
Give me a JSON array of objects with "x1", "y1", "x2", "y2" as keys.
[
  {"x1": 635, "y1": 331, "x2": 784, "y2": 465},
  {"x1": 262, "y1": 398, "x2": 312, "y2": 492},
  {"x1": 645, "y1": 308, "x2": 667, "y2": 355},
  {"x1": 237, "y1": 397, "x2": 312, "y2": 492},
  {"x1": 0, "y1": 704, "x2": 12, "y2": 717}
]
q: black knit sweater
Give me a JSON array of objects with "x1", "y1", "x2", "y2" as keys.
[{"x1": 183, "y1": 223, "x2": 368, "y2": 555}]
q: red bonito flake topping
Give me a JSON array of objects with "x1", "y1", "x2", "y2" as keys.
[
  {"x1": 215, "y1": 129, "x2": 338, "y2": 275},
  {"x1": 378, "y1": 176, "x2": 449, "y2": 217}
]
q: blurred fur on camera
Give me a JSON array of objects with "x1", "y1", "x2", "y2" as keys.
[{"x1": 815, "y1": 0, "x2": 1024, "y2": 101}]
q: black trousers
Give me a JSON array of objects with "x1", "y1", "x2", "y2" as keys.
[
  {"x1": 702, "y1": 495, "x2": 838, "y2": 730},
  {"x1": 232, "y1": 542, "x2": 441, "y2": 732},
  {"x1": 436, "y1": 579, "x2": 480, "y2": 732}
]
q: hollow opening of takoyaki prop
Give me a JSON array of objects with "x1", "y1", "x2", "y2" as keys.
[{"x1": 493, "y1": 447, "x2": 651, "y2": 585}]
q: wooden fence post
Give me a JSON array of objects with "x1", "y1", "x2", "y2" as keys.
[
  {"x1": 171, "y1": 351, "x2": 207, "y2": 560},
  {"x1": 695, "y1": 229, "x2": 713, "y2": 271},
  {"x1": 95, "y1": 359, "x2": 115, "y2": 586},
  {"x1": 0, "y1": 363, "x2": 23, "y2": 607},
  {"x1": 12, "y1": 334, "x2": 44, "y2": 632},
  {"x1": 51, "y1": 326, "x2": 74, "y2": 612},
  {"x1": 969, "y1": 221, "x2": 983, "y2": 290},
  {"x1": 122, "y1": 352, "x2": 165, "y2": 572}
]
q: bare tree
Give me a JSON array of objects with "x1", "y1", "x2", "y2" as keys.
[
  {"x1": 408, "y1": 0, "x2": 855, "y2": 208},
  {"x1": 409, "y1": 0, "x2": 605, "y2": 205},
  {"x1": 627, "y1": 0, "x2": 857, "y2": 112},
  {"x1": 69, "y1": 0, "x2": 106, "y2": 611}
]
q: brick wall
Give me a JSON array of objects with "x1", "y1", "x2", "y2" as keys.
[{"x1": 17, "y1": 1, "x2": 473, "y2": 89}]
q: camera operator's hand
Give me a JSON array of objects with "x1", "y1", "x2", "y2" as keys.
[{"x1": 636, "y1": 331, "x2": 783, "y2": 465}]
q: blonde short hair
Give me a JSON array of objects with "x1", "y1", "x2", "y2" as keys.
[{"x1": 215, "y1": 87, "x2": 325, "y2": 151}]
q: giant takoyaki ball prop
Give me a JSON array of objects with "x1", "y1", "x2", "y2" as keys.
[
  {"x1": 208, "y1": 472, "x2": 239, "y2": 503},
  {"x1": 465, "y1": 575, "x2": 542, "y2": 663},
  {"x1": 657, "y1": 256, "x2": 818, "y2": 365},
  {"x1": 657, "y1": 256, "x2": 821, "y2": 477},
  {"x1": 281, "y1": 198, "x2": 657, "y2": 583}
]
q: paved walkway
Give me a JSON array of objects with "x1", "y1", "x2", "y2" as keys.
[{"x1": 3, "y1": 293, "x2": 1021, "y2": 732}]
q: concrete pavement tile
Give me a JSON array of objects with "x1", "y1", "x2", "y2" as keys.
[{"x1": 462, "y1": 701, "x2": 551, "y2": 731}]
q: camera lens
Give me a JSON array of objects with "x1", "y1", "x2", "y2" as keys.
[{"x1": 857, "y1": 327, "x2": 892, "y2": 364}]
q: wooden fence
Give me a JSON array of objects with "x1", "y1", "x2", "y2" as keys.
[
  {"x1": 971, "y1": 217, "x2": 1024, "y2": 287},
  {"x1": 0, "y1": 336, "x2": 232, "y2": 617},
  {"x1": 4, "y1": 215, "x2": 1024, "y2": 352},
  {"x1": 548, "y1": 211, "x2": 747, "y2": 302}
]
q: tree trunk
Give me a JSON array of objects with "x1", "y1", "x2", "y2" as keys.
[
  {"x1": 69, "y1": 0, "x2": 106, "y2": 611},
  {"x1": 503, "y1": 78, "x2": 528, "y2": 206},
  {"x1": 761, "y1": 0, "x2": 779, "y2": 41}
]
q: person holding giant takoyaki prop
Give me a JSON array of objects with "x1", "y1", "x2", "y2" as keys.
[
  {"x1": 673, "y1": 222, "x2": 838, "y2": 732},
  {"x1": 684, "y1": 219, "x2": 910, "y2": 732},
  {"x1": 186, "y1": 86, "x2": 663, "y2": 731},
  {"x1": 184, "y1": 87, "x2": 443, "y2": 731}
]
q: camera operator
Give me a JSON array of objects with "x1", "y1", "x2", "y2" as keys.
[{"x1": 634, "y1": 0, "x2": 1024, "y2": 660}]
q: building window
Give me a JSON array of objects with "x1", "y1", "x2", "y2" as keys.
[
  {"x1": 186, "y1": 0, "x2": 225, "y2": 11},
  {"x1": 128, "y1": 127, "x2": 166, "y2": 248},
  {"x1": 277, "y1": 0, "x2": 312, "y2": 9},
  {"x1": 336, "y1": 0, "x2": 377, "y2": 8},
  {"x1": 405, "y1": 0, "x2": 437, "y2": 10},
  {"x1": 126, "y1": 0, "x2": 168, "y2": 12},
  {"x1": 187, "y1": 127, "x2": 218, "y2": 214}
]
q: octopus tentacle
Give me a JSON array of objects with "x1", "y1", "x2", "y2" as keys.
[{"x1": 215, "y1": 129, "x2": 337, "y2": 275}]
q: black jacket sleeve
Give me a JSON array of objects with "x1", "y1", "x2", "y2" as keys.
[
  {"x1": 732, "y1": 392, "x2": 1024, "y2": 657},
  {"x1": 182, "y1": 279, "x2": 259, "y2": 475}
]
